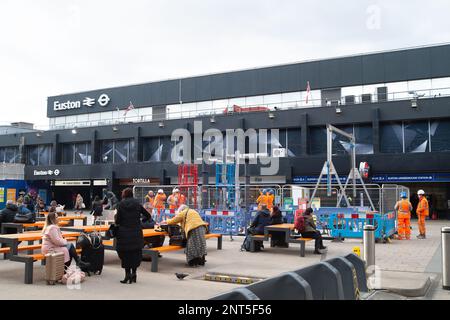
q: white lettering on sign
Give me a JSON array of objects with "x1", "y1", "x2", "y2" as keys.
[
  {"x1": 33, "y1": 169, "x2": 61, "y2": 176},
  {"x1": 53, "y1": 94, "x2": 111, "y2": 111},
  {"x1": 53, "y1": 101, "x2": 81, "y2": 111}
]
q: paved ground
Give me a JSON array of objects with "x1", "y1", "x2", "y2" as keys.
[{"x1": 0, "y1": 215, "x2": 449, "y2": 300}]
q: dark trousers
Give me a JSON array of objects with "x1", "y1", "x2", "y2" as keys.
[
  {"x1": 65, "y1": 243, "x2": 79, "y2": 266},
  {"x1": 301, "y1": 231, "x2": 323, "y2": 251}
]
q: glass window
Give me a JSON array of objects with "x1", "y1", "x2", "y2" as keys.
[
  {"x1": 308, "y1": 90, "x2": 321, "y2": 107},
  {"x1": 76, "y1": 114, "x2": 89, "y2": 124},
  {"x1": 246, "y1": 95, "x2": 264, "y2": 106},
  {"x1": 287, "y1": 128, "x2": 301, "y2": 157},
  {"x1": 55, "y1": 117, "x2": 66, "y2": 125},
  {"x1": 197, "y1": 101, "x2": 213, "y2": 116},
  {"x1": 180, "y1": 102, "x2": 197, "y2": 118},
  {"x1": 100, "y1": 112, "x2": 113, "y2": 121},
  {"x1": 62, "y1": 144, "x2": 74, "y2": 165},
  {"x1": 281, "y1": 92, "x2": 301, "y2": 109},
  {"x1": 387, "y1": 81, "x2": 409, "y2": 100},
  {"x1": 160, "y1": 136, "x2": 172, "y2": 162},
  {"x1": 5, "y1": 147, "x2": 19, "y2": 163},
  {"x1": 354, "y1": 124, "x2": 374, "y2": 154},
  {"x1": 76, "y1": 143, "x2": 91, "y2": 164},
  {"x1": 408, "y1": 79, "x2": 432, "y2": 97},
  {"x1": 309, "y1": 126, "x2": 327, "y2": 155},
  {"x1": 380, "y1": 122, "x2": 403, "y2": 153},
  {"x1": 114, "y1": 140, "x2": 129, "y2": 163},
  {"x1": 65, "y1": 116, "x2": 77, "y2": 126},
  {"x1": 167, "y1": 104, "x2": 181, "y2": 120},
  {"x1": 27, "y1": 146, "x2": 39, "y2": 165},
  {"x1": 263, "y1": 94, "x2": 282, "y2": 107},
  {"x1": 88, "y1": 113, "x2": 101, "y2": 121},
  {"x1": 431, "y1": 77, "x2": 450, "y2": 96},
  {"x1": 143, "y1": 137, "x2": 163, "y2": 162},
  {"x1": 38, "y1": 145, "x2": 52, "y2": 165},
  {"x1": 27, "y1": 145, "x2": 52, "y2": 165},
  {"x1": 229, "y1": 97, "x2": 246, "y2": 108},
  {"x1": 212, "y1": 99, "x2": 229, "y2": 114},
  {"x1": 430, "y1": 119, "x2": 450, "y2": 152},
  {"x1": 404, "y1": 121, "x2": 429, "y2": 153},
  {"x1": 0, "y1": 147, "x2": 19, "y2": 163},
  {"x1": 332, "y1": 125, "x2": 354, "y2": 155},
  {"x1": 101, "y1": 141, "x2": 114, "y2": 163},
  {"x1": 342, "y1": 85, "x2": 363, "y2": 102}
]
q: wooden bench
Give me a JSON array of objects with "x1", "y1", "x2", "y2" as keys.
[
  {"x1": 205, "y1": 233, "x2": 222, "y2": 250},
  {"x1": 249, "y1": 234, "x2": 313, "y2": 257},
  {"x1": 10, "y1": 248, "x2": 82, "y2": 284},
  {"x1": 146, "y1": 245, "x2": 183, "y2": 272}
]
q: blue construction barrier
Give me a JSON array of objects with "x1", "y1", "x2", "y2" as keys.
[
  {"x1": 202, "y1": 209, "x2": 243, "y2": 236},
  {"x1": 327, "y1": 211, "x2": 396, "y2": 240}
]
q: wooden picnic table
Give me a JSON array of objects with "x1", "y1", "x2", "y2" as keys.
[
  {"x1": 1, "y1": 221, "x2": 70, "y2": 234},
  {"x1": 0, "y1": 231, "x2": 81, "y2": 257}
]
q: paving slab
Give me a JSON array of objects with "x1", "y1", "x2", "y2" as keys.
[{"x1": 368, "y1": 270, "x2": 432, "y2": 297}]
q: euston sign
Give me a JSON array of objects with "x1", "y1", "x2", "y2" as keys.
[
  {"x1": 53, "y1": 94, "x2": 111, "y2": 111},
  {"x1": 33, "y1": 169, "x2": 61, "y2": 176}
]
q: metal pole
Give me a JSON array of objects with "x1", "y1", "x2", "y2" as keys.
[
  {"x1": 442, "y1": 227, "x2": 450, "y2": 290},
  {"x1": 327, "y1": 126, "x2": 332, "y2": 197},
  {"x1": 363, "y1": 225, "x2": 376, "y2": 274}
]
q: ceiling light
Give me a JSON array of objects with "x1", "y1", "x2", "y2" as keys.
[
  {"x1": 159, "y1": 122, "x2": 164, "y2": 128},
  {"x1": 268, "y1": 112, "x2": 275, "y2": 119},
  {"x1": 112, "y1": 126, "x2": 119, "y2": 132},
  {"x1": 335, "y1": 107, "x2": 342, "y2": 114},
  {"x1": 71, "y1": 128, "x2": 78, "y2": 134},
  {"x1": 210, "y1": 116, "x2": 216, "y2": 123}
]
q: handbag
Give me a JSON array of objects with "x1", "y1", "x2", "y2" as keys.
[
  {"x1": 61, "y1": 266, "x2": 86, "y2": 285},
  {"x1": 168, "y1": 210, "x2": 188, "y2": 247},
  {"x1": 81, "y1": 203, "x2": 86, "y2": 209}
]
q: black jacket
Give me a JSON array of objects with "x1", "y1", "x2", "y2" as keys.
[
  {"x1": 0, "y1": 203, "x2": 19, "y2": 224},
  {"x1": 250, "y1": 209, "x2": 272, "y2": 235},
  {"x1": 115, "y1": 198, "x2": 151, "y2": 251},
  {"x1": 270, "y1": 214, "x2": 284, "y2": 225},
  {"x1": 91, "y1": 200, "x2": 103, "y2": 216}
]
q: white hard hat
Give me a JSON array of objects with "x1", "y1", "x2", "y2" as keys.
[
  {"x1": 417, "y1": 190, "x2": 425, "y2": 195},
  {"x1": 173, "y1": 188, "x2": 180, "y2": 193},
  {"x1": 158, "y1": 189, "x2": 164, "y2": 194}
]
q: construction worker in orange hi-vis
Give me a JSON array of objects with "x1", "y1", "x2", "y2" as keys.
[
  {"x1": 266, "y1": 189, "x2": 275, "y2": 212},
  {"x1": 394, "y1": 192, "x2": 412, "y2": 240},
  {"x1": 143, "y1": 190, "x2": 155, "y2": 213},
  {"x1": 256, "y1": 189, "x2": 268, "y2": 211},
  {"x1": 153, "y1": 189, "x2": 167, "y2": 216},
  {"x1": 416, "y1": 189, "x2": 429, "y2": 239},
  {"x1": 168, "y1": 188, "x2": 184, "y2": 210}
]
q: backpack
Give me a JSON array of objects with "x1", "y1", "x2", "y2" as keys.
[{"x1": 294, "y1": 214, "x2": 306, "y2": 233}]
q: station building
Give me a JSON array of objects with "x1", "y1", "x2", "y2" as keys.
[{"x1": 1, "y1": 44, "x2": 450, "y2": 218}]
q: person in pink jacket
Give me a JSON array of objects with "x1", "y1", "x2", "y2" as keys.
[{"x1": 41, "y1": 210, "x2": 80, "y2": 269}]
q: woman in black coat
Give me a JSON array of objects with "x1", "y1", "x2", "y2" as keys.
[
  {"x1": 270, "y1": 206, "x2": 288, "y2": 247},
  {"x1": 115, "y1": 188, "x2": 151, "y2": 284},
  {"x1": 91, "y1": 196, "x2": 103, "y2": 223}
]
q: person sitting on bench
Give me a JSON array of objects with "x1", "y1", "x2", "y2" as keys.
[
  {"x1": 299, "y1": 208, "x2": 327, "y2": 255},
  {"x1": 41, "y1": 210, "x2": 81, "y2": 270},
  {"x1": 270, "y1": 206, "x2": 288, "y2": 247},
  {"x1": 248, "y1": 204, "x2": 271, "y2": 235}
]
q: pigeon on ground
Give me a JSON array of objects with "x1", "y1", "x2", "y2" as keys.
[{"x1": 175, "y1": 273, "x2": 189, "y2": 280}]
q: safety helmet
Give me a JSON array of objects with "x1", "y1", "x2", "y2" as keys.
[
  {"x1": 400, "y1": 192, "x2": 407, "y2": 198},
  {"x1": 173, "y1": 188, "x2": 180, "y2": 193},
  {"x1": 148, "y1": 190, "x2": 154, "y2": 195},
  {"x1": 417, "y1": 189, "x2": 425, "y2": 195},
  {"x1": 158, "y1": 189, "x2": 164, "y2": 194},
  {"x1": 268, "y1": 189, "x2": 274, "y2": 195}
]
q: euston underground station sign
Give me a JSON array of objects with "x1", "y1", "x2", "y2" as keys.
[{"x1": 53, "y1": 94, "x2": 111, "y2": 111}]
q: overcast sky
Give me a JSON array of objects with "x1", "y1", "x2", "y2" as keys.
[{"x1": 1, "y1": 0, "x2": 449, "y2": 128}]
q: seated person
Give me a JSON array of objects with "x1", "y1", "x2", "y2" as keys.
[
  {"x1": 0, "y1": 200, "x2": 19, "y2": 233},
  {"x1": 299, "y1": 208, "x2": 327, "y2": 254},
  {"x1": 270, "y1": 206, "x2": 288, "y2": 247},
  {"x1": 248, "y1": 204, "x2": 271, "y2": 235},
  {"x1": 41, "y1": 210, "x2": 81, "y2": 270}
]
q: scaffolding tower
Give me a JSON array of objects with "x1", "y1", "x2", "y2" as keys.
[{"x1": 178, "y1": 164, "x2": 199, "y2": 208}]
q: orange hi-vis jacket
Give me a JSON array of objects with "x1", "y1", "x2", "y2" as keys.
[
  {"x1": 145, "y1": 196, "x2": 155, "y2": 208},
  {"x1": 153, "y1": 193, "x2": 167, "y2": 209},
  {"x1": 395, "y1": 199, "x2": 412, "y2": 218},
  {"x1": 256, "y1": 193, "x2": 268, "y2": 209},
  {"x1": 168, "y1": 194, "x2": 178, "y2": 210},
  {"x1": 417, "y1": 197, "x2": 429, "y2": 217},
  {"x1": 267, "y1": 193, "x2": 274, "y2": 210}
]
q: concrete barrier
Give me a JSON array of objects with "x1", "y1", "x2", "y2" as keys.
[
  {"x1": 210, "y1": 288, "x2": 260, "y2": 300},
  {"x1": 210, "y1": 254, "x2": 368, "y2": 300},
  {"x1": 344, "y1": 253, "x2": 369, "y2": 292},
  {"x1": 246, "y1": 272, "x2": 313, "y2": 300},
  {"x1": 325, "y1": 257, "x2": 360, "y2": 300}
]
